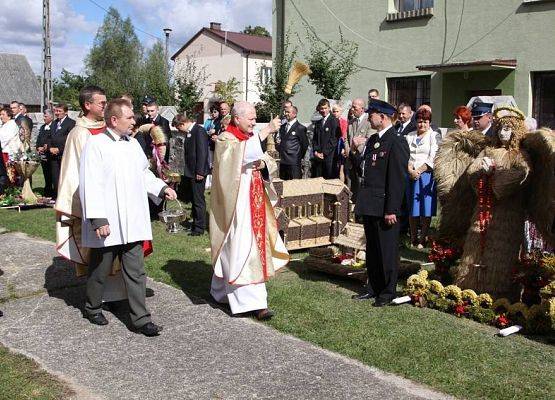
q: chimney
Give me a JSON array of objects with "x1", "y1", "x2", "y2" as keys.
[{"x1": 210, "y1": 22, "x2": 222, "y2": 31}]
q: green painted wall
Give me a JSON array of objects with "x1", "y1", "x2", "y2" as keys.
[
  {"x1": 274, "y1": 0, "x2": 555, "y2": 127},
  {"x1": 440, "y1": 70, "x2": 515, "y2": 126}
]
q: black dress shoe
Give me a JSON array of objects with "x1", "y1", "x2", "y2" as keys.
[
  {"x1": 86, "y1": 312, "x2": 109, "y2": 325},
  {"x1": 136, "y1": 322, "x2": 163, "y2": 336},
  {"x1": 0, "y1": 310, "x2": 3, "y2": 317},
  {"x1": 188, "y1": 231, "x2": 203, "y2": 236},
  {"x1": 254, "y1": 309, "x2": 275, "y2": 321},
  {"x1": 352, "y1": 293, "x2": 375, "y2": 301},
  {"x1": 372, "y1": 299, "x2": 391, "y2": 307}
]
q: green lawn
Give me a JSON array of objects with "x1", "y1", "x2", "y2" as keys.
[
  {"x1": 0, "y1": 345, "x2": 72, "y2": 400},
  {"x1": 0, "y1": 172, "x2": 554, "y2": 400}
]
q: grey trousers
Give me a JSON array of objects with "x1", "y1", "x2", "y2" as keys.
[{"x1": 85, "y1": 242, "x2": 151, "y2": 328}]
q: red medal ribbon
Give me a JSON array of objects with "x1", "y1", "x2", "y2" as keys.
[{"x1": 250, "y1": 169, "x2": 268, "y2": 280}]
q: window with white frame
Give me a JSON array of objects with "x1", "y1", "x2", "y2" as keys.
[
  {"x1": 260, "y1": 66, "x2": 272, "y2": 85},
  {"x1": 395, "y1": 0, "x2": 434, "y2": 12}
]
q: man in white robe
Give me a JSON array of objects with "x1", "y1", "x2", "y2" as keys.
[
  {"x1": 209, "y1": 101, "x2": 289, "y2": 320},
  {"x1": 55, "y1": 86, "x2": 127, "y2": 302},
  {"x1": 80, "y1": 99, "x2": 176, "y2": 336}
]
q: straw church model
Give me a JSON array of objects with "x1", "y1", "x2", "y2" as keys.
[{"x1": 272, "y1": 178, "x2": 354, "y2": 250}]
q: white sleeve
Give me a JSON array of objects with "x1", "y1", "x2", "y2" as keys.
[
  {"x1": 79, "y1": 140, "x2": 107, "y2": 220},
  {"x1": 426, "y1": 132, "x2": 439, "y2": 169}
]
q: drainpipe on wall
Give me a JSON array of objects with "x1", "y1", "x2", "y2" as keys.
[{"x1": 245, "y1": 52, "x2": 249, "y2": 101}]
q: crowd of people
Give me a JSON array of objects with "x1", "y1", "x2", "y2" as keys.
[{"x1": 1, "y1": 81, "x2": 550, "y2": 332}]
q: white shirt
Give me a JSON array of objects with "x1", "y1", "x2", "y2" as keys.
[
  {"x1": 285, "y1": 118, "x2": 297, "y2": 131},
  {"x1": 482, "y1": 124, "x2": 492, "y2": 135},
  {"x1": 79, "y1": 128, "x2": 167, "y2": 248},
  {"x1": 56, "y1": 116, "x2": 67, "y2": 131},
  {"x1": 377, "y1": 125, "x2": 391, "y2": 138},
  {"x1": 405, "y1": 129, "x2": 439, "y2": 169},
  {"x1": 0, "y1": 119, "x2": 21, "y2": 156}
]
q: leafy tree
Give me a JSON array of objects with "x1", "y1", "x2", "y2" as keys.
[
  {"x1": 305, "y1": 28, "x2": 359, "y2": 100},
  {"x1": 142, "y1": 41, "x2": 172, "y2": 105},
  {"x1": 52, "y1": 69, "x2": 89, "y2": 109},
  {"x1": 242, "y1": 25, "x2": 270, "y2": 37},
  {"x1": 255, "y1": 31, "x2": 298, "y2": 119},
  {"x1": 213, "y1": 77, "x2": 242, "y2": 105},
  {"x1": 85, "y1": 7, "x2": 143, "y2": 102},
  {"x1": 174, "y1": 53, "x2": 209, "y2": 115}
]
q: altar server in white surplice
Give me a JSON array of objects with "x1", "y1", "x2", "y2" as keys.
[{"x1": 80, "y1": 99, "x2": 176, "y2": 337}]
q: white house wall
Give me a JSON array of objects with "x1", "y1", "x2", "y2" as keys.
[{"x1": 173, "y1": 32, "x2": 272, "y2": 115}]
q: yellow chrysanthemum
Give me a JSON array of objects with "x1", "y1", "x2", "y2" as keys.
[
  {"x1": 444, "y1": 285, "x2": 462, "y2": 302},
  {"x1": 477, "y1": 293, "x2": 493, "y2": 308},
  {"x1": 461, "y1": 289, "x2": 478, "y2": 305},
  {"x1": 418, "y1": 270, "x2": 429, "y2": 280},
  {"x1": 493, "y1": 298, "x2": 511, "y2": 314},
  {"x1": 428, "y1": 280, "x2": 445, "y2": 296},
  {"x1": 407, "y1": 274, "x2": 428, "y2": 289}
]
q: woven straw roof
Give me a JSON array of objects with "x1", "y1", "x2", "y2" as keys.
[
  {"x1": 0, "y1": 53, "x2": 40, "y2": 106},
  {"x1": 281, "y1": 177, "x2": 348, "y2": 197},
  {"x1": 333, "y1": 223, "x2": 366, "y2": 249}
]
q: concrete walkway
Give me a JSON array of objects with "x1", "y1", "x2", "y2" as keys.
[{"x1": 0, "y1": 231, "x2": 452, "y2": 400}]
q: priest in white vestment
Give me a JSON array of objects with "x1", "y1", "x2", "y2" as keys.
[
  {"x1": 80, "y1": 99, "x2": 176, "y2": 336},
  {"x1": 210, "y1": 101, "x2": 289, "y2": 320}
]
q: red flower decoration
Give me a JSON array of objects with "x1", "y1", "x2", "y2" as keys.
[{"x1": 495, "y1": 314, "x2": 510, "y2": 328}]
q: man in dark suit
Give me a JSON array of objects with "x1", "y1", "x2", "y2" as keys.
[
  {"x1": 277, "y1": 105, "x2": 308, "y2": 180},
  {"x1": 352, "y1": 99, "x2": 410, "y2": 306},
  {"x1": 35, "y1": 109, "x2": 55, "y2": 198},
  {"x1": 471, "y1": 102, "x2": 495, "y2": 137},
  {"x1": 50, "y1": 103, "x2": 76, "y2": 199},
  {"x1": 146, "y1": 100, "x2": 172, "y2": 162},
  {"x1": 136, "y1": 96, "x2": 153, "y2": 127},
  {"x1": 173, "y1": 114, "x2": 210, "y2": 236},
  {"x1": 312, "y1": 98, "x2": 341, "y2": 179},
  {"x1": 395, "y1": 103, "x2": 416, "y2": 135}
]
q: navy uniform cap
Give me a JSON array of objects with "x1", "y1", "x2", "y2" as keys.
[
  {"x1": 471, "y1": 102, "x2": 493, "y2": 117},
  {"x1": 142, "y1": 96, "x2": 155, "y2": 105},
  {"x1": 366, "y1": 99, "x2": 396, "y2": 117}
]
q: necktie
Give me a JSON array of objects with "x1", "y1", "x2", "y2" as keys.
[{"x1": 120, "y1": 135, "x2": 129, "y2": 141}]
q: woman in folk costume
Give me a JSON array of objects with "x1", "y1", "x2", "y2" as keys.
[
  {"x1": 434, "y1": 106, "x2": 555, "y2": 300},
  {"x1": 210, "y1": 101, "x2": 289, "y2": 320},
  {"x1": 55, "y1": 86, "x2": 128, "y2": 301}
]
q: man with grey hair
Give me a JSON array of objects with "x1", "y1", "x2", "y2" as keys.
[
  {"x1": 209, "y1": 101, "x2": 289, "y2": 320},
  {"x1": 36, "y1": 109, "x2": 55, "y2": 198},
  {"x1": 347, "y1": 98, "x2": 373, "y2": 200}
]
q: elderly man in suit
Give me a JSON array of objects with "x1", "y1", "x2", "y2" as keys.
[
  {"x1": 312, "y1": 98, "x2": 342, "y2": 179},
  {"x1": 50, "y1": 103, "x2": 76, "y2": 199},
  {"x1": 346, "y1": 98, "x2": 373, "y2": 200},
  {"x1": 395, "y1": 103, "x2": 416, "y2": 136},
  {"x1": 352, "y1": 99, "x2": 410, "y2": 306},
  {"x1": 36, "y1": 109, "x2": 55, "y2": 198},
  {"x1": 277, "y1": 105, "x2": 308, "y2": 180}
]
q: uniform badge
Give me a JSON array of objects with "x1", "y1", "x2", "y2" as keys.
[
  {"x1": 291, "y1": 131, "x2": 296, "y2": 135},
  {"x1": 187, "y1": 133, "x2": 192, "y2": 138},
  {"x1": 374, "y1": 142, "x2": 380, "y2": 149}
]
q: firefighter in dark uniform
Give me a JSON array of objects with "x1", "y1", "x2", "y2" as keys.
[{"x1": 352, "y1": 99, "x2": 410, "y2": 306}]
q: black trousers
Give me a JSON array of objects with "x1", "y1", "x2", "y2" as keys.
[
  {"x1": 85, "y1": 242, "x2": 151, "y2": 328},
  {"x1": 50, "y1": 158, "x2": 62, "y2": 199},
  {"x1": 41, "y1": 160, "x2": 54, "y2": 197},
  {"x1": 279, "y1": 163, "x2": 302, "y2": 180},
  {"x1": 312, "y1": 154, "x2": 338, "y2": 179},
  {"x1": 362, "y1": 215, "x2": 400, "y2": 302},
  {"x1": 179, "y1": 176, "x2": 206, "y2": 233}
]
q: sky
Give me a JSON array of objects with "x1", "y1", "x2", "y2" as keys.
[{"x1": 0, "y1": 0, "x2": 273, "y2": 78}]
